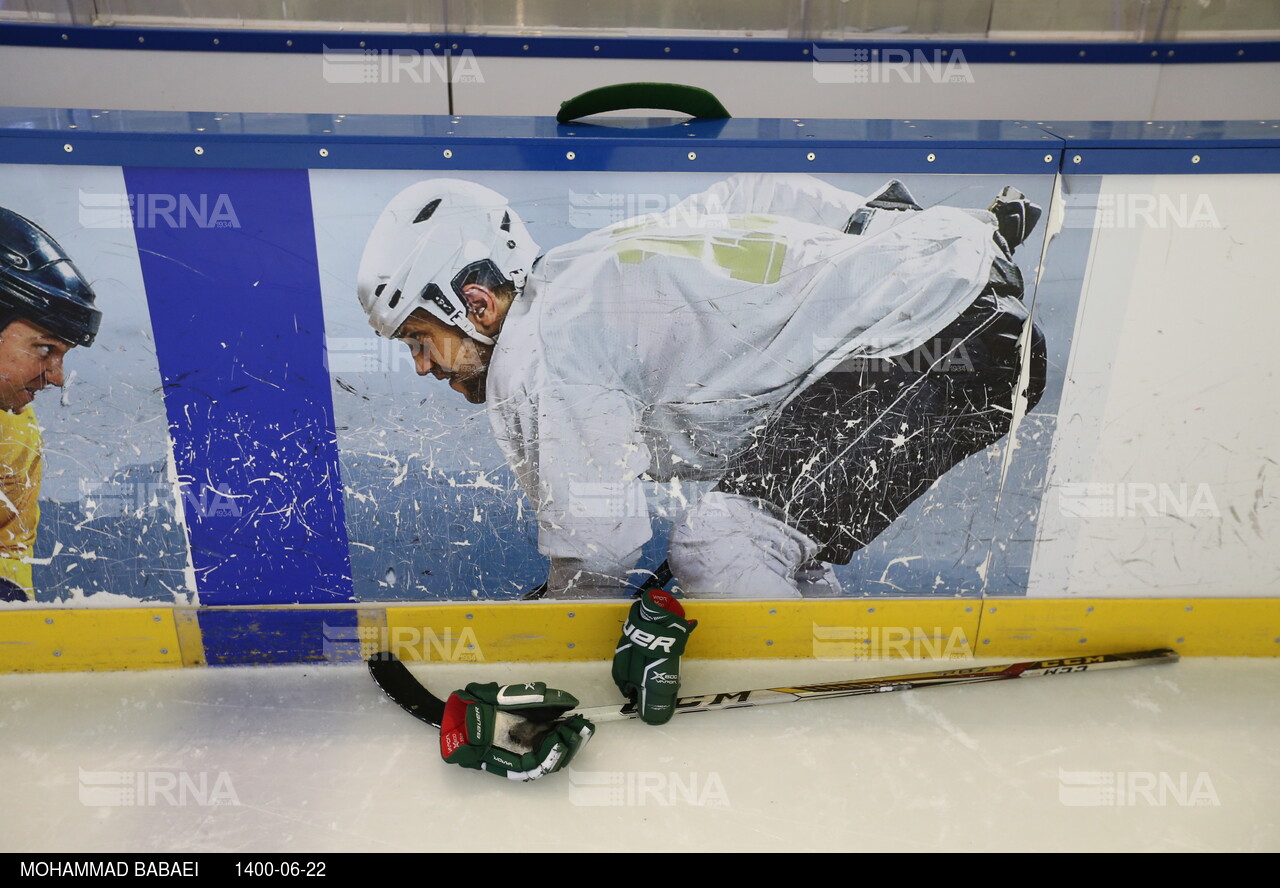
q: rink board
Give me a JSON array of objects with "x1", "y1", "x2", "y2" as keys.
[
  {"x1": 0, "y1": 110, "x2": 1278, "y2": 670},
  {"x1": 1, "y1": 597, "x2": 1277, "y2": 671}
]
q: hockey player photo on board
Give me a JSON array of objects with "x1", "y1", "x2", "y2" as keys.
[
  {"x1": 0, "y1": 167, "x2": 191, "y2": 605},
  {"x1": 314, "y1": 170, "x2": 1077, "y2": 602},
  {"x1": 0, "y1": 206, "x2": 101, "y2": 602}
]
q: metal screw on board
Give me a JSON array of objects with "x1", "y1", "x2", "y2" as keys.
[
  {"x1": 1044, "y1": 154, "x2": 1053, "y2": 163},
  {"x1": 926, "y1": 153, "x2": 936, "y2": 162},
  {"x1": 688, "y1": 152, "x2": 697, "y2": 161},
  {"x1": 195, "y1": 146, "x2": 205, "y2": 156},
  {"x1": 319, "y1": 148, "x2": 329, "y2": 157},
  {"x1": 807, "y1": 152, "x2": 816, "y2": 161},
  {"x1": 443, "y1": 149, "x2": 453, "y2": 158},
  {"x1": 566, "y1": 151, "x2": 576, "y2": 160},
  {"x1": 63, "y1": 144, "x2": 73, "y2": 152},
  {"x1": 1073, "y1": 155, "x2": 1082, "y2": 164},
  {"x1": 1192, "y1": 155, "x2": 1201, "y2": 164}
]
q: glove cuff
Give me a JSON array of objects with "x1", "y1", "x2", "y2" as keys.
[
  {"x1": 440, "y1": 690, "x2": 493, "y2": 762},
  {"x1": 625, "y1": 588, "x2": 696, "y2": 656}
]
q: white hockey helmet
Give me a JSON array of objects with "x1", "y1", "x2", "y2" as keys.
[{"x1": 357, "y1": 179, "x2": 538, "y2": 344}]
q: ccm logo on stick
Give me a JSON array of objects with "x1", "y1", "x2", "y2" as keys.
[{"x1": 623, "y1": 622, "x2": 677, "y2": 652}]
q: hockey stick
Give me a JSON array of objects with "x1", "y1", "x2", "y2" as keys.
[{"x1": 368, "y1": 648, "x2": 1178, "y2": 730}]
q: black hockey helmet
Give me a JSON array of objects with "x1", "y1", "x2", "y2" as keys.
[{"x1": 0, "y1": 206, "x2": 101, "y2": 347}]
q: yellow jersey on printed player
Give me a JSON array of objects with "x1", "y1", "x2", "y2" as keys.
[{"x1": 0, "y1": 405, "x2": 41, "y2": 593}]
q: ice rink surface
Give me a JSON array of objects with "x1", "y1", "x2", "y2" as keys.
[{"x1": 2, "y1": 656, "x2": 1276, "y2": 854}]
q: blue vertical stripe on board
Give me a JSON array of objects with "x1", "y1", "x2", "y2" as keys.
[
  {"x1": 125, "y1": 167, "x2": 353, "y2": 604},
  {"x1": 197, "y1": 609, "x2": 362, "y2": 666}
]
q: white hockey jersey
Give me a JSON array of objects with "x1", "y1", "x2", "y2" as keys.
[{"x1": 487, "y1": 174, "x2": 999, "y2": 592}]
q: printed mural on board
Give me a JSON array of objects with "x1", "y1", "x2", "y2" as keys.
[
  {"x1": 0, "y1": 165, "x2": 191, "y2": 605},
  {"x1": 313, "y1": 170, "x2": 1076, "y2": 601}
]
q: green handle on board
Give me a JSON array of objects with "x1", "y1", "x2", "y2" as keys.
[{"x1": 557, "y1": 83, "x2": 731, "y2": 123}]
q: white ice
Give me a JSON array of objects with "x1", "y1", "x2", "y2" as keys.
[{"x1": 1, "y1": 656, "x2": 1276, "y2": 853}]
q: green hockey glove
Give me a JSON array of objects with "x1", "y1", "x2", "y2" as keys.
[
  {"x1": 613, "y1": 589, "x2": 697, "y2": 726},
  {"x1": 439, "y1": 682, "x2": 594, "y2": 781}
]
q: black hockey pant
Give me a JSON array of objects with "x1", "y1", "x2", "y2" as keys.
[{"x1": 714, "y1": 288, "x2": 1047, "y2": 565}]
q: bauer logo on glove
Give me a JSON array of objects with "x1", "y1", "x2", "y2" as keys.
[
  {"x1": 439, "y1": 682, "x2": 594, "y2": 782},
  {"x1": 613, "y1": 589, "x2": 697, "y2": 725}
]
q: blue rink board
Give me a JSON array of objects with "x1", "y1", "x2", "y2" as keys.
[
  {"x1": 3, "y1": 22, "x2": 1279, "y2": 65},
  {"x1": 0, "y1": 107, "x2": 1277, "y2": 612}
]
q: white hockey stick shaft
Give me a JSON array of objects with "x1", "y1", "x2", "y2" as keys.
[{"x1": 575, "y1": 648, "x2": 1179, "y2": 725}]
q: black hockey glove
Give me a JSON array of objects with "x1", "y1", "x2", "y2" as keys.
[{"x1": 988, "y1": 185, "x2": 1042, "y2": 255}]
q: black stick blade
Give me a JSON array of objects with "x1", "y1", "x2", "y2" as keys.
[{"x1": 368, "y1": 651, "x2": 447, "y2": 728}]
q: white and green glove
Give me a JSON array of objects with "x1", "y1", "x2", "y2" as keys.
[
  {"x1": 613, "y1": 589, "x2": 697, "y2": 725},
  {"x1": 439, "y1": 682, "x2": 594, "y2": 781}
]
